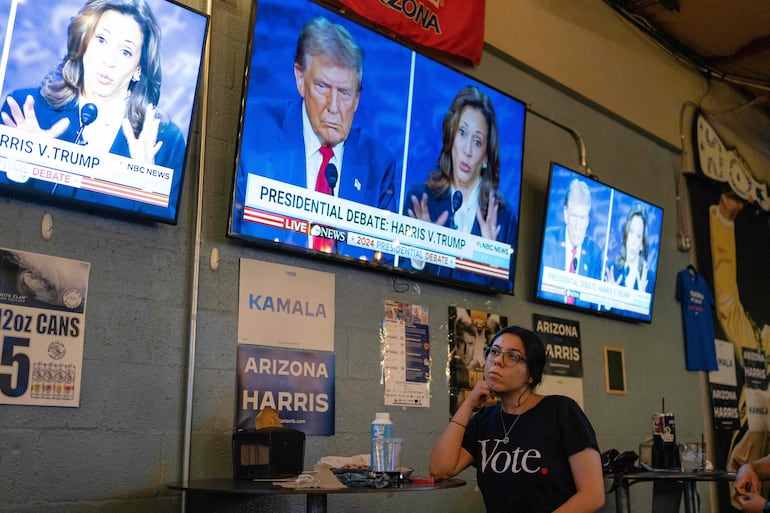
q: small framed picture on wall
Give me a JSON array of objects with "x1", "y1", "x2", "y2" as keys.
[{"x1": 604, "y1": 346, "x2": 627, "y2": 395}]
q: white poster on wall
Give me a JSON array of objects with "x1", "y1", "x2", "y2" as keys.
[
  {"x1": 0, "y1": 247, "x2": 90, "y2": 407},
  {"x1": 382, "y1": 300, "x2": 430, "y2": 407},
  {"x1": 710, "y1": 338, "x2": 738, "y2": 387},
  {"x1": 238, "y1": 259, "x2": 335, "y2": 351}
]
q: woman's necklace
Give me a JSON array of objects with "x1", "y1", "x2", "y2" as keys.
[
  {"x1": 499, "y1": 410, "x2": 522, "y2": 444},
  {"x1": 499, "y1": 390, "x2": 532, "y2": 444}
]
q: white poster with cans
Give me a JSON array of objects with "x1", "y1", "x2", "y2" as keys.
[{"x1": 0, "y1": 247, "x2": 90, "y2": 407}]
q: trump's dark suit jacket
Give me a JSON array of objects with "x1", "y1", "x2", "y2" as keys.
[{"x1": 231, "y1": 99, "x2": 396, "y2": 260}]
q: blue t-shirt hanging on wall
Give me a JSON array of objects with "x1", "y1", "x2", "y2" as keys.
[{"x1": 676, "y1": 266, "x2": 718, "y2": 371}]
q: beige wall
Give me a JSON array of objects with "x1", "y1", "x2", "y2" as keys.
[{"x1": 484, "y1": 0, "x2": 770, "y2": 183}]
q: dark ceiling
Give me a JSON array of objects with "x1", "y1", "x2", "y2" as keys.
[{"x1": 603, "y1": 0, "x2": 770, "y2": 111}]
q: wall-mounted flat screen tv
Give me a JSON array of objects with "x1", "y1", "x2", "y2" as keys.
[
  {"x1": 229, "y1": 0, "x2": 526, "y2": 294},
  {"x1": 534, "y1": 163, "x2": 664, "y2": 322},
  {"x1": 0, "y1": 0, "x2": 209, "y2": 224}
]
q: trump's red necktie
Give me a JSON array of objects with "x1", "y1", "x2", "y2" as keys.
[
  {"x1": 312, "y1": 146, "x2": 334, "y2": 252},
  {"x1": 567, "y1": 246, "x2": 577, "y2": 304},
  {"x1": 314, "y1": 146, "x2": 334, "y2": 195}
]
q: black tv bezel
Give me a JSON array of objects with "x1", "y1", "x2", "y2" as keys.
[
  {"x1": 227, "y1": 0, "x2": 527, "y2": 295},
  {"x1": 532, "y1": 161, "x2": 664, "y2": 323},
  {"x1": 0, "y1": 0, "x2": 210, "y2": 225}
]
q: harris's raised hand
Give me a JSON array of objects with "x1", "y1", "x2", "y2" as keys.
[
  {"x1": 2, "y1": 95, "x2": 69, "y2": 138},
  {"x1": 122, "y1": 104, "x2": 163, "y2": 164}
]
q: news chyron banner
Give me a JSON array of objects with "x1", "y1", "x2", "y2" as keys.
[
  {"x1": 0, "y1": 248, "x2": 90, "y2": 407},
  {"x1": 533, "y1": 313, "x2": 584, "y2": 408},
  {"x1": 332, "y1": 0, "x2": 485, "y2": 65},
  {"x1": 244, "y1": 175, "x2": 511, "y2": 283},
  {"x1": 0, "y1": 124, "x2": 174, "y2": 208},
  {"x1": 237, "y1": 258, "x2": 335, "y2": 435}
]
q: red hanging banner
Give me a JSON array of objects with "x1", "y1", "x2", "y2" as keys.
[{"x1": 331, "y1": 0, "x2": 485, "y2": 65}]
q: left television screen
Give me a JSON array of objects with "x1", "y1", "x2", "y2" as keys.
[
  {"x1": 0, "y1": 0, "x2": 209, "y2": 224},
  {"x1": 229, "y1": 0, "x2": 526, "y2": 294}
]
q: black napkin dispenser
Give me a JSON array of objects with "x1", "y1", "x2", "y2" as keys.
[{"x1": 232, "y1": 427, "x2": 305, "y2": 479}]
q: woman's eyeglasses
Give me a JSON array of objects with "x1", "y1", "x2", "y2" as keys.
[{"x1": 484, "y1": 346, "x2": 527, "y2": 367}]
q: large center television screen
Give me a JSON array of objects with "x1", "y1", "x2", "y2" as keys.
[
  {"x1": 229, "y1": 0, "x2": 526, "y2": 294},
  {"x1": 0, "y1": 0, "x2": 209, "y2": 224},
  {"x1": 534, "y1": 163, "x2": 664, "y2": 322}
]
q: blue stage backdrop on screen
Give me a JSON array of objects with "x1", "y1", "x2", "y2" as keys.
[
  {"x1": 0, "y1": 0, "x2": 209, "y2": 224},
  {"x1": 534, "y1": 163, "x2": 664, "y2": 323},
  {"x1": 229, "y1": 0, "x2": 526, "y2": 295}
]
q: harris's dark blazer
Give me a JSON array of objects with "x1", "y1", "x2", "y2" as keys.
[
  {"x1": 232, "y1": 99, "x2": 397, "y2": 260},
  {"x1": 399, "y1": 182, "x2": 518, "y2": 292}
]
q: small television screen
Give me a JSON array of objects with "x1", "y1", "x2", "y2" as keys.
[
  {"x1": 229, "y1": 0, "x2": 526, "y2": 294},
  {"x1": 534, "y1": 163, "x2": 664, "y2": 322},
  {"x1": 0, "y1": 0, "x2": 209, "y2": 224}
]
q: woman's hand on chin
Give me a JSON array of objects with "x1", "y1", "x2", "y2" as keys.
[{"x1": 467, "y1": 379, "x2": 496, "y2": 409}]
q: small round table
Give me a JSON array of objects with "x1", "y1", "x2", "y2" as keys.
[
  {"x1": 168, "y1": 477, "x2": 466, "y2": 513},
  {"x1": 607, "y1": 470, "x2": 735, "y2": 513}
]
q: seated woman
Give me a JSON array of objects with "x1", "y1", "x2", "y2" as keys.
[{"x1": 430, "y1": 325, "x2": 605, "y2": 513}]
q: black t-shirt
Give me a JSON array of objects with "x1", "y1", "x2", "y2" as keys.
[{"x1": 461, "y1": 395, "x2": 599, "y2": 513}]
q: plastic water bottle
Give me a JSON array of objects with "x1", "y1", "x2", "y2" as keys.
[{"x1": 370, "y1": 412, "x2": 393, "y2": 469}]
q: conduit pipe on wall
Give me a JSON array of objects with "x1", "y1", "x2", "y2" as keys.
[
  {"x1": 527, "y1": 108, "x2": 593, "y2": 178},
  {"x1": 180, "y1": 1, "x2": 212, "y2": 511}
]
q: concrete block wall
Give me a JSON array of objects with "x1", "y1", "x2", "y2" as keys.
[{"x1": 0, "y1": 1, "x2": 714, "y2": 512}]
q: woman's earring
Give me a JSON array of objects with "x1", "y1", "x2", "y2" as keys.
[
  {"x1": 132, "y1": 71, "x2": 141, "y2": 82},
  {"x1": 482, "y1": 162, "x2": 488, "y2": 170}
]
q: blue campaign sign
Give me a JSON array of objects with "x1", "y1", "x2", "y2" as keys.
[{"x1": 237, "y1": 345, "x2": 335, "y2": 435}]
